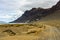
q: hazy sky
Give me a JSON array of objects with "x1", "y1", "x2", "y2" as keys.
[{"x1": 0, "y1": 0, "x2": 59, "y2": 22}]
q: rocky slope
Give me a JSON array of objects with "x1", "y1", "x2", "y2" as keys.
[{"x1": 11, "y1": 1, "x2": 60, "y2": 23}]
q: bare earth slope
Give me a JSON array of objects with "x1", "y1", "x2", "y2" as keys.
[{"x1": 38, "y1": 10, "x2": 60, "y2": 29}]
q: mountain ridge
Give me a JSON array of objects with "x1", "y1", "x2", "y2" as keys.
[{"x1": 11, "y1": 1, "x2": 60, "y2": 23}]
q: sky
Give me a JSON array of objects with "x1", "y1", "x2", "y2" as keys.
[{"x1": 0, "y1": 0, "x2": 59, "y2": 22}]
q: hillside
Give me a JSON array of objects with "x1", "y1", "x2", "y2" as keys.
[
  {"x1": 39, "y1": 10, "x2": 60, "y2": 23},
  {"x1": 11, "y1": 1, "x2": 60, "y2": 23}
]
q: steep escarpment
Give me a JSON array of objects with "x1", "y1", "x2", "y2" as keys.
[{"x1": 11, "y1": 1, "x2": 60, "y2": 23}]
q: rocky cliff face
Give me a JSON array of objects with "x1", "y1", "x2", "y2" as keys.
[{"x1": 11, "y1": 1, "x2": 60, "y2": 23}]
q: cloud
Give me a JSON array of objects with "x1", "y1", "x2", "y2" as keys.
[
  {"x1": 0, "y1": 15, "x2": 12, "y2": 18},
  {"x1": 20, "y1": 0, "x2": 59, "y2": 11},
  {"x1": 0, "y1": 0, "x2": 59, "y2": 22}
]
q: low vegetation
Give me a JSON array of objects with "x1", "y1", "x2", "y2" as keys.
[{"x1": 0, "y1": 21, "x2": 60, "y2": 40}]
